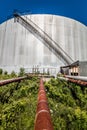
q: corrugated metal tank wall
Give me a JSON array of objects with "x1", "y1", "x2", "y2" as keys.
[{"x1": 0, "y1": 14, "x2": 87, "y2": 72}]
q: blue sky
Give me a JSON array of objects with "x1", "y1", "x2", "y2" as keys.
[{"x1": 0, "y1": 0, "x2": 87, "y2": 25}]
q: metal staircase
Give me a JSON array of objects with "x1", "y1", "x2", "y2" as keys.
[{"x1": 13, "y1": 12, "x2": 74, "y2": 65}]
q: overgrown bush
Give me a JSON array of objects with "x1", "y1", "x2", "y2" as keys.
[
  {"x1": 0, "y1": 75, "x2": 39, "y2": 130},
  {"x1": 18, "y1": 67, "x2": 25, "y2": 76},
  {"x1": 44, "y1": 78, "x2": 87, "y2": 130},
  {"x1": 0, "y1": 68, "x2": 3, "y2": 75}
]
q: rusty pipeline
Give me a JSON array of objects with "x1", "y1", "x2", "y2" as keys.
[
  {"x1": 0, "y1": 76, "x2": 27, "y2": 86},
  {"x1": 34, "y1": 79, "x2": 54, "y2": 130},
  {"x1": 68, "y1": 78, "x2": 87, "y2": 86}
]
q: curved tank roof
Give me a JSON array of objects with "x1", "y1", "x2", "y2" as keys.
[{"x1": 0, "y1": 0, "x2": 87, "y2": 25}]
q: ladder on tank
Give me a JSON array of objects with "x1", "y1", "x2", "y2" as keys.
[{"x1": 13, "y1": 12, "x2": 74, "y2": 65}]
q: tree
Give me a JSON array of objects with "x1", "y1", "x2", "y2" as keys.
[
  {"x1": 11, "y1": 71, "x2": 16, "y2": 77},
  {"x1": 0, "y1": 68, "x2": 3, "y2": 75},
  {"x1": 18, "y1": 68, "x2": 25, "y2": 76}
]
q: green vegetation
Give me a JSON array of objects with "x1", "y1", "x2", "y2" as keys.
[
  {"x1": 18, "y1": 68, "x2": 25, "y2": 76},
  {"x1": 44, "y1": 78, "x2": 87, "y2": 130},
  {"x1": 0, "y1": 70, "x2": 87, "y2": 130},
  {"x1": 0, "y1": 69, "x2": 3, "y2": 75},
  {"x1": 0, "y1": 71, "x2": 39, "y2": 130}
]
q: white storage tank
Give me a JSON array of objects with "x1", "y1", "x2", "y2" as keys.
[{"x1": 0, "y1": 14, "x2": 87, "y2": 73}]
